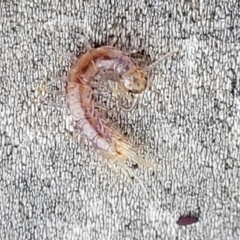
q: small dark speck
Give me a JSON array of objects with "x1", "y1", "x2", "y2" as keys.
[
  {"x1": 131, "y1": 163, "x2": 138, "y2": 170},
  {"x1": 176, "y1": 215, "x2": 198, "y2": 226}
]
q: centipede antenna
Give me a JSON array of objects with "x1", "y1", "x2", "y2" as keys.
[{"x1": 147, "y1": 48, "x2": 179, "y2": 70}]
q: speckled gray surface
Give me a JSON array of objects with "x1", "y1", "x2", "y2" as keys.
[{"x1": 0, "y1": 0, "x2": 240, "y2": 239}]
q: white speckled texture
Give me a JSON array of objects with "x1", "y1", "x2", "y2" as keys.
[{"x1": 0, "y1": 0, "x2": 240, "y2": 239}]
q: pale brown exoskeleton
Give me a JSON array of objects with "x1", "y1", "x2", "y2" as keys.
[{"x1": 65, "y1": 37, "x2": 178, "y2": 187}]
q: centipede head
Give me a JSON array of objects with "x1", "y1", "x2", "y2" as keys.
[{"x1": 122, "y1": 67, "x2": 148, "y2": 94}]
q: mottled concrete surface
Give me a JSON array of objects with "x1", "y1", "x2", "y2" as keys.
[{"x1": 0, "y1": 0, "x2": 240, "y2": 239}]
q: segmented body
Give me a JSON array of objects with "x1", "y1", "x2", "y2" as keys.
[{"x1": 66, "y1": 46, "x2": 154, "y2": 170}]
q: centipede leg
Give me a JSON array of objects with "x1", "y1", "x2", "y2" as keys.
[
  {"x1": 123, "y1": 47, "x2": 145, "y2": 56},
  {"x1": 108, "y1": 36, "x2": 118, "y2": 47},
  {"x1": 97, "y1": 117, "x2": 105, "y2": 133},
  {"x1": 31, "y1": 77, "x2": 63, "y2": 106},
  {"x1": 119, "y1": 96, "x2": 139, "y2": 112},
  {"x1": 59, "y1": 52, "x2": 78, "y2": 66},
  {"x1": 79, "y1": 35, "x2": 92, "y2": 51},
  {"x1": 66, "y1": 126, "x2": 79, "y2": 142},
  {"x1": 107, "y1": 28, "x2": 123, "y2": 47},
  {"x1": 127, "y1": 168, "x2": 149, "y2": 198},
  {"x1": 91, "y1": 70, "x2": 122, "y2": 100},
  {"x1": 102, "y1": 86, "x2": 138, "y2": 113},
  {"x1": 111, "y1": 82, "x2": 140, "y2": 111},
  {"x1": 112, "y1": 158, "x2": 149, "y2": 198}
]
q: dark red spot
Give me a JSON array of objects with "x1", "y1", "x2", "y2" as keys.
[{"x1": 176, "y1": 215, "x2": 198, "y2": 226}]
